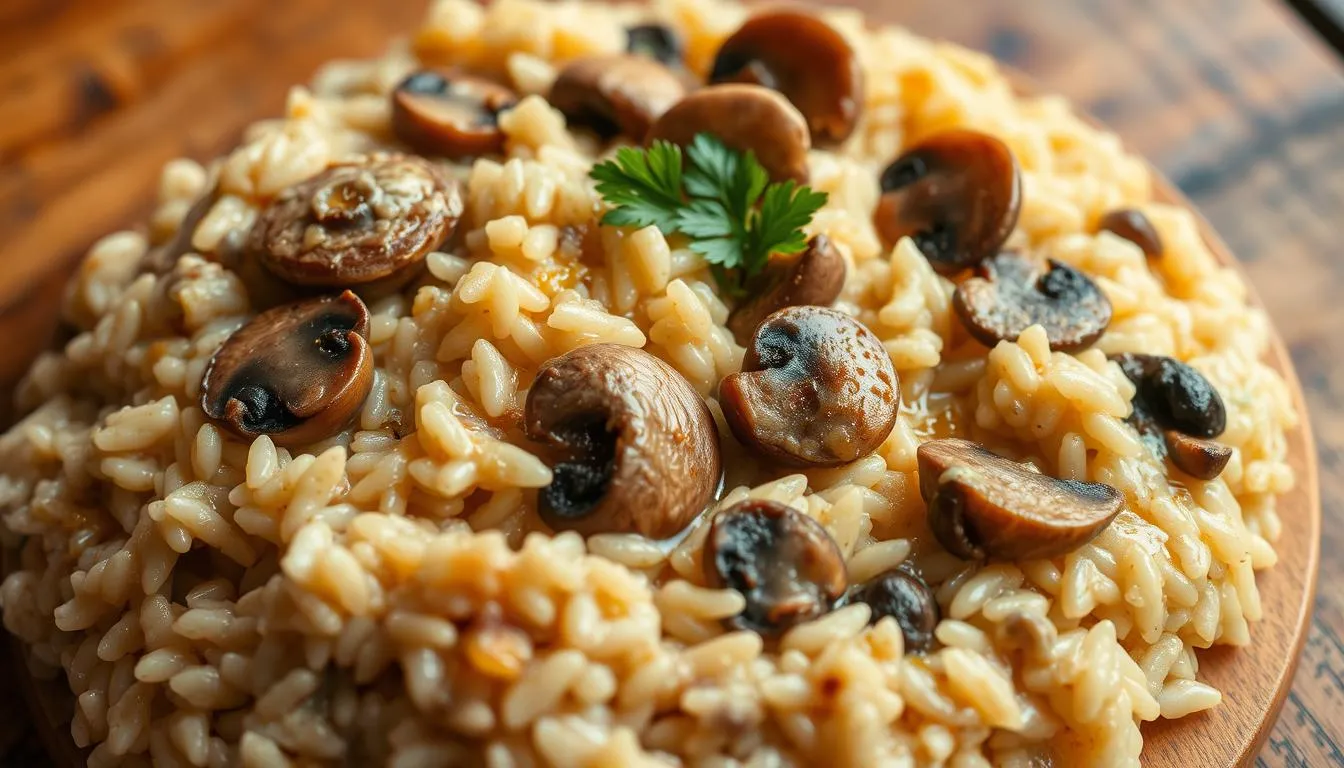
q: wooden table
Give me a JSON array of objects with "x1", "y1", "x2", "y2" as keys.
[{"x1": 0, "y1": 0, "x2": 1341, "y2": 765}]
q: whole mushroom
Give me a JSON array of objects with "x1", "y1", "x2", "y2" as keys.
[
  {"x1": 953, "y1": 252, "x2": 1113, "y2": 352},
  {"x1": 720, "y1": 305, "x2": 899, "y2": 467},
  {"x1": 1111, "y1": 353, "x2": 1232, "y2": 480},
  {"x1": 1097, "y1": 208, "x2": 1164, "y2": 258},
  {"x1": 708, "y1": 9, "x2": 863, "y2": 146},
  {"x1": 392, "y1": 70, "x2": 519, "y2": 159},
  {"x1": 248, "y1": 154, "x2": 463, "y2": 291},
  {"x1": 524, "y1": 344, "x2": 721, "y2": 539},
  {"x1": 874, "y1": 130, "x2": 1021, "y2": 274},
  {"x1": 646, "y1": 84, "x2": 811, "y2": 184},
  {"x1": 917, "y1": 438, "x2": 1124, "y2": 560},
  {"x1": 703, "y1": 499, "x2": 847, "y2": 636},
  {"x1": 201, "y1": 291, "x2": 374, "y2": 446},
  {"x1": 549, "y1": 55, "x2": 687, "y2": 139},
  {"x1": 726, "y1": 234, "x2": 847, "y2": 346}
]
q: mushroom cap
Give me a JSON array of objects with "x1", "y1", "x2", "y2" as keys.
[
  {"x1": 524, "y1": 343, "x2": 721, "y2": 539},
  {"x1": 549, "y1": 55, "x2": 687, "y2": 140},
  {"x1": 953, "y1": 252, "x2": 1113, "y2": 352},
  {"x1": 726, "y1": 234, "x2": 847, "y2": 346},
  {"x1": 1098, "y1": 208, "x2": 1164, "y2": 258},
  {"x1": 249, "y1": 155, "x2": 463, "y2": 288},
  {"x1": 201, "y1": 291, "x2": 374, "y2": 447},
  {"x1": 720, "y1": 305, "x2": 898, "y2": 467},
  {"x1": 646, "y1": 84, "x2": 811, "y2": 184},
  {"x1": 391, "y1": 70, "x2": 519, "y2": 159},
  {"x1": 709, "y1": 9, "x2": 863, "y2": 146},
  {"x1": 852, "y1": 567, "x2": 939, "y2": 653},
  {"x1": 875, "y1": 129, "x2": 1021, "y2": 274},
  {"x1": 917, "y1": 438, "x2": 1123, "y2": 561},
  {"x1": 703, "y1": 499, "x2": 847, "y2": 636}
]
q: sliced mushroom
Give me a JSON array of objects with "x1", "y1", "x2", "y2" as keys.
[
  {"x1": 851, "y1": 567, "x2": 939, "y2": 653},
  {"x1": 524, "y1": 344, "x2": 721, "y2": 539},
  {"x1": 720, "y1": 306, "x2": 898, "y2": 467},
  {"x1": 143, "y1": 185, "x2": 219, "y2": 275},
  {"x1": 646, "y1": 84, "x2": 811, "y2": 184},
  {"x1": 953, "y1": 252, "x2": 1112, "y2": 352},
  {"x1": 1163, "y1": 430, "x2": 1233, "y2": 480},
  {"x1": 392, "y1": 70, "x2": 518, "y2": 159},
  {"x1": 1112, "y1": 353, "x2": 1231, "y2": 480},
  {"x1": 549, "y1": 55, "x2": 687, "y2": 140},
  {"x1": 875, "y1": 130, "x2": 1021, "y2": 274},
  {"x1": 201, "y1": 291, "x2": 373, "y2": 446},
  {"x1": 995, "y1": 611, "x2": 1055, "y2": 662},
  {"x1": 703, "y1": 499, "x2": 847, "y2": 636},
  {"x1": 249, "y1": 155, "x2": 463, "y2": 289},
  {"x1": 708, "y1": 9, "x2": 863, "y2": 146},
  {"x1": 626, "y1": 23, "x2": 683, "y2": 66},
  {"x1": 1098, "y1": 208, "x2": 1163, "y2": 258},
  {"x1": 726, "y1": 234, "x2": 847, "y2": 345},
  {"x1": 917, "y1": 438, "x2": 1123, "y2": 560}
]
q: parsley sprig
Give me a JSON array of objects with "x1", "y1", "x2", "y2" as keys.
[{"x1": 589, "y1": 134, "x2": 828, "y2": 293}]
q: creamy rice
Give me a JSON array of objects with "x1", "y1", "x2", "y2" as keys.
[{"x1": 0, "y1": 1, "x2": 1298, "y2": 766}]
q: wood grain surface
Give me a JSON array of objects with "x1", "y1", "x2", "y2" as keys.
[{"x1": 0, "y1": 0, "x2": 1340, "y2": 766}]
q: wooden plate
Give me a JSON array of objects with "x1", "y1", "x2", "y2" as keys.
[{"x1": 2, "y1": 92, "x2": 1321, "y2": 768}]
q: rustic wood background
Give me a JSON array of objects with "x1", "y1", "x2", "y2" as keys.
[{"x1": 0, "y1": 0, "x2": 1340, "y2": 765}]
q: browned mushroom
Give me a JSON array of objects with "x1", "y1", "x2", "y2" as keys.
[
  {"x1": 1098, "y1": 208, "x2": 1163, "y2": 258},
  {"x1": 626, "y1": 23, "x2": 684, "y2": 66},
  {"x1": 248, "y1": 155, "x2": 463, "y2": 290},
  {"x1": 874, "y1": 130, "x2": 1021, "y2": 274},
  {"x1": 549, "y1": 55, "x2": 687, "y2": 139},
  {"x1": 1111, "y1": 353, "x2": 1231, "y2": 480},
  {"x1": 708, "y1": 9, "x2": 862, "y2": 146},
  {"x1": 524, "y1": 344, "x2": 721, "y2": 539},
  {"x1": 726, "y1": 234, "x2": 847, "y2": 345},
  {"x1": 201, "y1": 291, "x2": 373, "y2": 446},
  {"x1": 851, "y1": 566, "x2": 939, "y2": 652},
  {"x1": 917, "y1": 438, "x2": 1123, "y2": 560},
  {"x1": 646, "y1": 84, "x2": 811, "y2": 184},
  {"x1": 953, "y1": 252, "x2": 1112, "y2": 353},
  {"x1": 392, "y1": 70, "x2": 518, "y2": 159},
  {"x1": 719, "y1": 306, "x2": 898, "y2": 467},
  {"x1": 703, "y1": 499, "x2": 847, "y2": 636}
]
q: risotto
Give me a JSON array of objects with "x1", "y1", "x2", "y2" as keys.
[{"x1": 0, "y1": 1, "x2": 1299, "y2": 766}]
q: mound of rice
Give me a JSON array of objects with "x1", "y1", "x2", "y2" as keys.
[{"x1": 0, "y1": 1, "x2": 1298, "y2": 766}]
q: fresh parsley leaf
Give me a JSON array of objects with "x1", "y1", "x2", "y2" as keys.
[
  {"x1": 588, "y1": 133, "x2": 828, "y2": 294},
  {"x1": 589, "y1": 141, "x2": 685, "y2": 231}
]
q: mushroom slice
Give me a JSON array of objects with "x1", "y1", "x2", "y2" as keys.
[
  {"x1": 626, "y1": 23, "x2": 684, "y2": 66},
  {"x1": 201, "y1": 291, "x2": 374, "y2": 446},
  {"x1": 917, "y1": 438, "x2": 1123, "y2": 561},
  {"x1": 708, "y1": 9, "x2": 863, "y2": 146},
  {"x1": 646, "y1": 84, "x2": 811, "y2": 183},
  {"x1": 703, "y1": 499, "x2": 847, "y2": 636},
  {"x1": 875, "y1": 130, "x2": 1021, "y2": 274},
  {"x1": 1098, "y1": 208, "x2": 1163, "y2": 258},
  {"x1": 1163, "y1": 430, "x2": 1233, "y2": 481},
  {"x1": 249, "y1": 154, "x2": 463, "y2": 289},
  {"x1": 1111, "y1": 353, "x2": 1231, "y2": 479},
  {"x1": 953, "y1": 252, "x2": 1112, "y2": 353},
  {"x1": 720, "y1": 306, "x2": 898, "y2": 467},
  {"x1": 524, "y1": 344, "x2": 721, "y2": 539},
  {"x1": 851, "y1": 567, "x2": 939, "y2": 653},
  {"x1": 392, "y1": 70, "x2": 518, "y2": 159},
  {"x1": 726, "y1": 234, "x2": 847, "y2": 345},
  {"x1": 549, "y1": 55, "x2": 687, "y2": 140}
]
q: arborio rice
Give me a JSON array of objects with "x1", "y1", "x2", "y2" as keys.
[{"x1": 0, "y1": 0, "x2": 1299, "y2": 766}]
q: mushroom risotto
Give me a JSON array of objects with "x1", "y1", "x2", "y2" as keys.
[{"x1": 0, "y1": 1, "x2": 1299, "y2": 766}]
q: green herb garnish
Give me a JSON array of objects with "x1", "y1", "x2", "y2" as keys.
[{"x1": 589, "y1": 134, "x2": 828, "y2": 293}]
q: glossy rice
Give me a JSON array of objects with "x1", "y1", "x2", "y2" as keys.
[{"x1": 0, "y1": 0, "x2": 1298, "y2": 766}]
